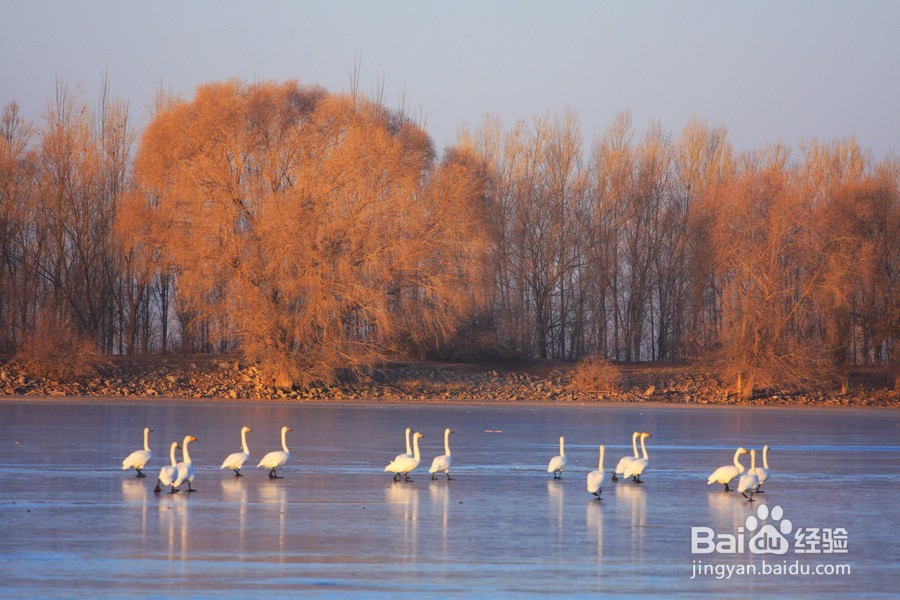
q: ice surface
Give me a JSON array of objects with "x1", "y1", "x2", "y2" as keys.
[{"x1": 0, "y1": 400, "x2": 896, "y2": 597}]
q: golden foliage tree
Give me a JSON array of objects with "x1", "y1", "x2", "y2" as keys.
[{"x1": 131, "y1": 80, "x2": 488, "y2": 388}]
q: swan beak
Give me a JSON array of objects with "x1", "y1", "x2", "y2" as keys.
[
  {"x1": 247, "y1": 427, "x2": 252, "y2": 432},
  {"x1": 176, "y1": 444, "x2": 182, "y2": 449},
  {"x1": 287, "y1": 427, "x2": 293, "y2": 432},
  {"x1": 190, "y1": 436, "x2": 197, "y2": 442}
]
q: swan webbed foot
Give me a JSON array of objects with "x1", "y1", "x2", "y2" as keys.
[
  {"x1": 756, "y1": 489, "x2": 765, "y2": 493},
  {"x1": 611, "y1": 473, "x2": 618, "y2": 482},
  {"x1": 234, "y1": 470, "x2": 243, "y2": 477},
  {"x1": 154, "y1": 482, "x2": 162, "y2": 494},
  {"x1": 446, "y1": 474, "x2": 454, "y2": 480},
  {"x1": 403, "y1": 475, "x2": 413, "y2": 482},
  {"x1": 634, "y1": 477, "x2": 643, "y2": 484},
  {"x1": 135, "y1": 470, "x2": 146, "y2": 478},
  {"x1": 431, "y1": 473, "x2": 437, "y2": 480},
  {"x1": 186, "y1": 483, "x2": 196, "y2": 492},
  {"x1": 724, "y1": 483, "x2": 731, "y2": 492},
  {"x1": 169, "y1": 487, "x2": 179, "y2": 494},
  {"x1": 392, "y1": 473, "x2": 401, "y2": 482},
  {"x1": 553, "y1": 472, "x2": 562, "y2": 479}
]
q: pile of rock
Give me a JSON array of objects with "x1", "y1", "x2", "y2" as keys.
[{"x1": 0, "y1": 356, "x2": 896, "y2": 407}]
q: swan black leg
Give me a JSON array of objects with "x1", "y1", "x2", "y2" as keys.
[
  {"x1": 634, "y1": 476, "x2": 643, "y2": 484},
  {"x1": 234, "y1": 469, "x2": 242, "y2": 477},
  {"x1": 169, "y1": 486, "x2": 179, "y2": 494},
  {"x1": 404, "y1": 474, "x2": 413, "y2": 482},
  {"x1": 186, "y1": 482, "x2": 195, "y2": 492},
  {"x1": 431, "y1": 473, "x2": 437, "y2": 480},
  {"x1": 446, "y1": 473, "x2": 454, "y2": 480},
  {"x1": 135, "y1": 469, "x2": 146, "y2": 478},
  {"x1": 724, "y1": 483, "x2": 731, "y2": 492},
  {"x1": 269, "y1": 468, "x2": 283, "y2": 479},
  {"x1": 393, "y1": 473, "x2": 401, "y2": 482}
]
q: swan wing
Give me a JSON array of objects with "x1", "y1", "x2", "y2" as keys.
[
  {"x1": 159, "y1": 465, "x2": 177, "y2": 486},
  {"x1": 614, "y1": 456, "x2": 634, "y2": 474},
  {"x1": 547, "y1": 455, "x2": 567, "y2": 473},
  {"x1": 708, "y1": 465, "x2": 738, "y2": 485},
  {"x1": 429, "y1": 455, "x2": 451, "y2": 473},
  {"x1": 122, "y1": 449, "x2": 152, "y2": 470},
  {"x1": 623, "y1": 458, "x2": 647, "y2": 478},
  {"x1": 221, "y1": 451, "x2": 249, "y2": 470},
  {"x1": 586, "y1": 470, "x2": 604, "y2": 493},
  {"x1": 258, "y1": 450, "x2": 288, "y2": 469},
  {"x1": 173, "y1": 462, "x2": 189, "y2": 487},
  {"x1": 737, "y1": 472, "x2": 759, "y2": 493}
]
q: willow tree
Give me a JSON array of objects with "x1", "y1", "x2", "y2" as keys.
[{"x1": 131, "y1": 80, "x2": 487, "y2": 388}]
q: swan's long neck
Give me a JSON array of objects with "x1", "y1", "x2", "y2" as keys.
[
  {"x1": 762, "y1": 445, "x2": 769, "y2": 469},
  {"x1": 639, "y1": 436, "x2": 648, "y2": 460},
  {"x1": 241, "y1": 429, "x2": 250, "y2": 454},
  {"x1": 412, "y1": 434, "x2": 421, "y2": 460},
  {"x1": 281, "y1": 428, "x2": 290, "y2": 454},
  {"x1": 733, "y1": 449, "x2": 745, "y2": 471},
  {"x1": 169, "y1": 442, "x2": 178, "y2": 466},
  {"x1": 598, "y1": 445, "x2": 605, "y2": 471},
  {"x1": 144, "y1": 428, "x2": 151, "y2": 452},
  {"x1": 631, "y1": 432, "x2": 639, "y2": 458},
  {"x1": 749, "y1": 449, "x2": 757, "y2": 471},
  {"x1": 182, "y1": 437, "x2": 193, "y2": 463},
  {"x1": 405, "y1": 428, "x2": 412, "y2": 455},
  {"x1": 559, "y1": 436, "x2": 565, "y2": 457},
  {"x1": 444, "y1": 429, "x2": 452, "y2": 455}
]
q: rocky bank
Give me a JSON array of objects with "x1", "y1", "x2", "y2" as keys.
[{"x1": 0, "y1": 355, "x2": 896, "y2": 407}]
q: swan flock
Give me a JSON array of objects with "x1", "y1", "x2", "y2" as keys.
[{"x1": 124, "y1": 426, "x2": 772, "y2": 502}]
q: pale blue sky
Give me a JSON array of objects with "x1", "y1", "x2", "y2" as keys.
[{"x1": 3, "y1": 1, "x2": 898, "y2": 159}]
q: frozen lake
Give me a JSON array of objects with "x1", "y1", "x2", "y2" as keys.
[{"x1": 0, "y1": 399, "x2": 897, "y2": 597}]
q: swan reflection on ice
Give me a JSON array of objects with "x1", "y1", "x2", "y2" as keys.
[
  {"x1": 386, "y1": 483, "x2": 419, "y2": 561},
  {"x1": 121, "y1": 478, "x2": 149, "y2": 541},
  {"x1": 220, "y1": 477, "x2": 249, "y2": 549},
  {"x1": 617, "y1": 483, "x2": 646, "y2": 556},
  {"x1": 158, "y1": 493, "x2": 190, "y2": 564}
]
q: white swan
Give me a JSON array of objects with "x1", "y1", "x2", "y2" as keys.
[
  {"x1": 547, "y1": 436, "x2": 567, "y2": 479},
  {"x1": 154, "y1": 441, "x2": 181, "y2": 494},
  {"x1": 737, "y1": 448, "x2": 760, "y2": 501},
  {"x1": 612, "y1": 431, "x2": 639, "y2": 482},
  {"x1": 586, "y1": 444, "x2": 605, "y2": 498},
  {"x1": 707, "y1": 447, "x2": 749, "y2": 491},
  {"x1": 622, "y1": 432, "x2": 651, "y2": 483},
  {"x1": 750, "y1": 445, "x2": 770, "y2": 491},
  {"x1": 385, "y1": 432, "x2": 424, "y2": 482},
  {"x1": 220, "y1": 426, "x2": 252, "y2": 476},
  {"x1": 258, "y1": 426, "x2": 293, "y2": 479},
  {"x1": 429, "y1": 428, "x2": 454, "y2": 480},
  {"x1": 122, "y1": 427, "x2": 153, "y2": 477},
  {"x1": 391, "y1": 427, "x2": 413, "y2": 465},
  {"x1": 174, "y1": 435, "x2": 198, "y2": 492}
]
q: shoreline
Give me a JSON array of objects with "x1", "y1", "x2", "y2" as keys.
[
  {"x1": 1, "y1": 355, "x2": 896, "y2": 408},
  {"x1": 1, "y1": 394, "x2": 897, "y2": 413}
]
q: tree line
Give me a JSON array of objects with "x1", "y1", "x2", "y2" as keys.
[{"x1": 0, "y1": 79, "x2": 896, "y2": 397}]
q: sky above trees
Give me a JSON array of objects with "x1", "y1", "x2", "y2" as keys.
[{"x1": 3, "y1": 1, "x2": 898, "y2": 160}]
